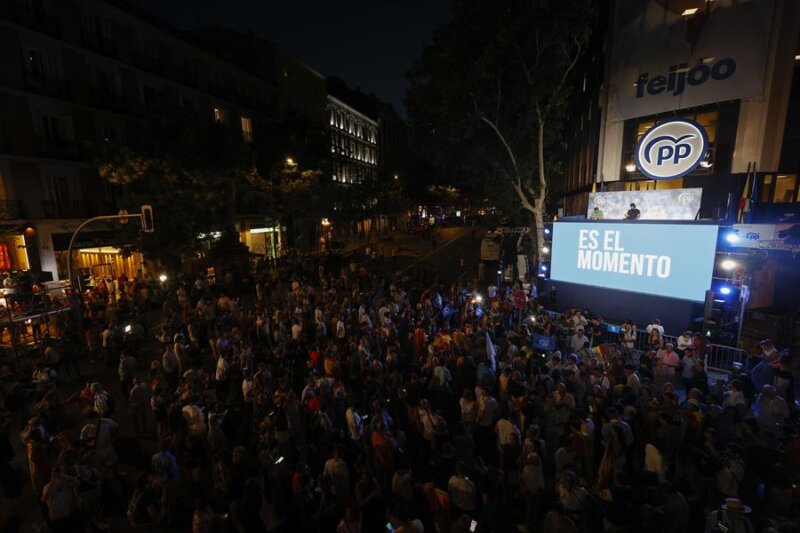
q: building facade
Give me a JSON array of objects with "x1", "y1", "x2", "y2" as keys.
[
  {"x1": 327, "y1": 95, "x2": 378, "y2": 185},
  {"x1": 560, "y1": 0, "x2": 800, "y2": 220},
  {"x1": 557, "y1": 0, "x2": 800, "y2": 323},
  {"x1": 0, "y1": 0, "x2": 324, "y2": 283}
]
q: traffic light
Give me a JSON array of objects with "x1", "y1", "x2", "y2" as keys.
[{"x1": 141, "y1": 205, "x2": 155, "y2": 233}]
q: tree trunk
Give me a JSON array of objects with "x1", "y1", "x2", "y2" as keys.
[{"x1": 533, "y1": 117, "x2": 547, "y2": 269}]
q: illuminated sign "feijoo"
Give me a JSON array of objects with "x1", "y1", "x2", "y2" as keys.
[
  {"x1": 634, "y1": 118, "x2": 708, "y2": 180},
  {"x1": 636, "y1": 58, "x2": 736, "y2": 98}
]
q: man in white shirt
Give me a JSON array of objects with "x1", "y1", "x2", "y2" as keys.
[
  {"x1": 570, "y1": 329, "x2": 589, "y2": 354},
  {"x1": 291, "y1": 319, "x2": 303, "y2": 340},
  {"x1": 676, "y1": 330, "x2": 693, "y2": 353},
  {"x1": 323, "y1": 446, "x2": 351, "y2": 506},
  {"x1": 476, "y1": 387, "x2": 499, "y2": 428},
  {"x1": 448, "y1": 463, "x2": 477, "y2": 514},
  {"x1": 345, "y1": 403, "x2": 363, "y2": 441},
  {"x1": 646, "y1": 319, "x2": 665, "y2": 337}
]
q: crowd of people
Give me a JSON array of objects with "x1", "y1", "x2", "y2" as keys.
[{"x1": 0, "y1": 251, "x2": 799, "y2": 533}]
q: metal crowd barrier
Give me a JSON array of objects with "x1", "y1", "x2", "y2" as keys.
[
  {"x1": 704, "y1": 344, "x2": 749, "y2": 374},
  {"x1": 534, "y1": 309, "x2": 749, "y2": 375}
]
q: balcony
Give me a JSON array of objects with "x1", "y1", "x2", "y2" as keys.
[
  {"x1": 43, "y1": 200, "x2": 84, "y2": 219},
  {"x1": 22, "y1": 69, "x2": 70, "y2": 99},
  {"x1": 89, "y1": 89, "x2": 129, "y2": 113},
  {"x1": 0, "y1": 200, "x2": 25, "y2": 220},
  {"x1": 132, "y1": 50, "x2": 163, "y2": 76},
  {"x1": 10, "y1": 0, "x2": 60, "y2": 37},
  {"x1": 80, "y1": 28, "x2": 118, "y2": 59},
  {"x1": 208, "y1": 81, "x2": 235, "y2": 101},
  {"x1": 33, "y1": 137, "x2": 78, "y2": 159},
  {"x1": 174, "y1": 67, "x2": 199, "y2": 89}
]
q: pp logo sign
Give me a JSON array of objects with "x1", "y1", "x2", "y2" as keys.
[{"x1": 634, "y1": 118, "x2": 708, "y2": 180}]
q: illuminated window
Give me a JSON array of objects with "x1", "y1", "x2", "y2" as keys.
[
  {"x1": 773, "y1": 174, "x2": 797, "y2": 203},
  {"x1": 213, "y1": 107, "x2": 225, "y2": 123},
  {"x1": 240, "y1": 116, "x2": 253, "y2": 143}
]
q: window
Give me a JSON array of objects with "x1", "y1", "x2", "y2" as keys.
[
  {"x1": 41, "y1": 115, "x2": 61, "y2": 142},
  {"x1": 213, "y1": 107, "x2": 225, "y2": 124},
  {"x1": 240, "y1": 116, "x2": 253, "y2": 143},
  {"x1": 101, "y1": 124, "x2": 118, "y2": 143},
  {"x1": 773, "y1": 174, "x2": 796, "y2": 203},
  {"x1": 94, "y1": 68, "x2": 112, "y2": 95},
  {"x1": 46, "y1": 175, "x2": 74, "y2": 207}
]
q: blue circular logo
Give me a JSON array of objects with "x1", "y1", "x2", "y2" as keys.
[{"x1": 634, "y1": 118, "x2": 708, "y2": 180}]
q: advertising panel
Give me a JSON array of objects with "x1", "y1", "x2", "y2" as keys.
[
  {"x1": 607, "y1": 0, "x2": 774, "y2": 122},
  {"x1": 587, "y1": 188, "x2": 702, "y2": 220},
  {"x1": 729, "y1": 224, "x2": 800, "y2": 251},
  {"x1": 551, "y1": 222, "x2": 718, "y2": 302}
]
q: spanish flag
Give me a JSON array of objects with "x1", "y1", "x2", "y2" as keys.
[{"x1": 737, "y1": 173, "x2": 750, "y2": 223}]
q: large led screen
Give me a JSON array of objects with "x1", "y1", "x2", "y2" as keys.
[{"x1": 550, "y1": 222, "x2": 718, "y2": 302}]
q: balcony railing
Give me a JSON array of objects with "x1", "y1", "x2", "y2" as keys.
[
  {"x1": 43, "y1": 200, "x2": 84, "y2": 219},
  {"x1": 10, "y1": 0, "x2": 60, "y2": 37},
  {"x1": 174, "y1": 67, "x2": 199, "y2": 89},
  {"x1": 0, "y1": 200, "x2": 25, "y2": 220},
  {"x1": 132, "y1": 50, "x2": 163, "y2": 76},
  {"x1": 33, "y1": 137, "x2": 78, "y2": 159},
  {"x1": 22, "y1": 69, "x2": 71, "y2": 99},
  {"x1": 80, "y1": 28, "x2": 118, "y2": 59}
]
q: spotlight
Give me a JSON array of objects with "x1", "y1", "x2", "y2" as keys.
[
  {"x1": 542, "y1": 246, "x2": 550, "y2": 254},
  {"x1": 159, "y1": 274, "x2": 168, "y2": 283},
  {"x1": 725, "y1": 233, "x2": 740, "y2": 244},
  {"x1": 540, "y1": 265, "x2": 548, "y2": 271},
  {"x1": 721, "y1": 259, "x2": 737, "y2": 270},
  {"x1": 719, "y1": 286, "x2": 732, "y2": 295},
  {"x1": 543, "y1": 228, "x2": 551, "y2": 235}
]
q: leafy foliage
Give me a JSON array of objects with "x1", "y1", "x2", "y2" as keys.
[{"x1": 407, "y1": 0, "x2": 594, "y2": 222}]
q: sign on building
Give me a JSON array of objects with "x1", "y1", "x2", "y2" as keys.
[
  {"x1": 634, "y1": 119, "x2": 708, "y2": 179},
  {"x1": 606, "y1": 0, "x2": 774, "y2": 123}
]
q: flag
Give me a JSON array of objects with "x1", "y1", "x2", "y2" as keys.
[
  {"x1": 485, "y1": 331, "x2": 496, "y2": 373},
  {"x1": 737, "y1": 171, "x2": 750, "y2": 223}
]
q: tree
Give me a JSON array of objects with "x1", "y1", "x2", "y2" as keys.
[
  {"x1": 407, "y1": 0, "x2": 594, "y2": 261},
  {"x1": 97, "y1": 118, "x2": 266, "y2": 268}
]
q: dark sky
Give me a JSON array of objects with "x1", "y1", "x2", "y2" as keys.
[{"x1": 129, "y1": 0, "x2": 450, "y2": 115}]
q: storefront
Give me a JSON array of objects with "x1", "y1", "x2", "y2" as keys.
[
  {"x1": 0, "y1": 233, "x2": 30, "y2": 272},
  {"x1": 240, "y1": 223, "x2": 285, "y2": 260},
  {"x1": 50, "y1": 231, "x2": 144, "y2": 281}
]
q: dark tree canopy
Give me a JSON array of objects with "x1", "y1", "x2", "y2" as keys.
[{"x1": 406, "y1": 0, "x2": 594, "y2": 223}]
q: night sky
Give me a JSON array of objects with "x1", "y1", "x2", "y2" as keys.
[{"x1": 129, "y1": 0, "x2": 451, "y2": 115}]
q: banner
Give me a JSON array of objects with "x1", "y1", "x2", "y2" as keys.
[
  {"x1": 729, "y1": 224, "x2": 800, "y2": 251},
  {"x1": 587, "y1": 188, "x2": 702, "y2": 220},
  {"x1": 551, "y1": 222, "x2": 718, "y2": 302},
  {"x1": 607, "y1": 0, "x2": 774, "y2": 123}
]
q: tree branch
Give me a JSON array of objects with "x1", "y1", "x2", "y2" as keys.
[
  {"x1": 472, "y1": 96, "x2": 520, "y2": 181},
  {"x1": 543, "y1": 36, "x2": 583, "y2": 121}
]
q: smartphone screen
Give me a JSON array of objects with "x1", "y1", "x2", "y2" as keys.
[{"x1": 470, "y1": 520, "x2": 478, "y2": 532}]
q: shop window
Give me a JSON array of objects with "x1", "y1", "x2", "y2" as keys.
[
  {"x1": 240, "y1": 116, "x2": 253, "y2": 143},
  {"x1": 213, "y1": 107, "x2": 225, "y2": 124},
  {"x1": 773, "y1": 174, "x2": 797, "y2": 203}
]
